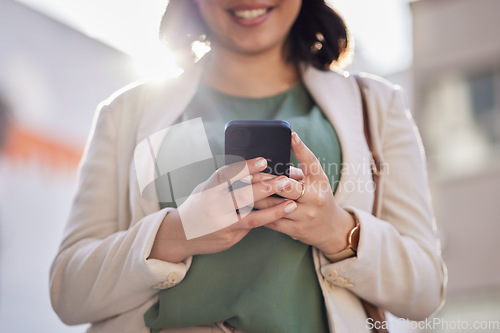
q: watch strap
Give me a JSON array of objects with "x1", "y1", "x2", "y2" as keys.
[{"x1": 327, "y1": 213, "x2": 360, "y2": 262}]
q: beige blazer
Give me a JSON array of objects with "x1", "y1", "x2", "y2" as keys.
[{"x1": 49, "y1": 62, "x2": 447, "y2": 333}]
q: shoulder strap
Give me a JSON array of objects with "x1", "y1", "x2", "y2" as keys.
[
  {"x1": 355, "y1": 74, "x2": 375, "y2": 160},
  {"x1": 354, "y1": 74, "x2": 383, "y2": 216},
  {"x1": 353, "y1": 74, "x2": 389, "y2": 333}
]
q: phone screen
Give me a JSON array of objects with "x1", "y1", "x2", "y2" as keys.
[{"x1": 224, "y1": 120, "x2": 291, "y2": 177}]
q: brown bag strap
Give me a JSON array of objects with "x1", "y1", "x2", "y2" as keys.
[
  {"x1": 354, "y1": 74, "x2": 389, "y2": 333},
  {"x1": 354, "y1": 74, "x2": 383, "y2": 215}
]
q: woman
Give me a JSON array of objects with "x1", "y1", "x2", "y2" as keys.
[{"x1": 50, "y1": 0, "x2": 446, "y2": 332}]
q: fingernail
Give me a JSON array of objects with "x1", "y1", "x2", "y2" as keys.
[
  {"x1": 240, "y1": 175, "x2": 252, "y2": 183},
  {"x1": 255, "y1": 158, "x2": 267, "y2": 169},
  {"x1": 293, "y1": 132, "x2": 301, "y2": 144},
  {"x1": 284, "y1": 201, "x2": 297, "y2": 213},
  {"x1": 277, "y1": 177, "x2": 289, "y2": 189}
]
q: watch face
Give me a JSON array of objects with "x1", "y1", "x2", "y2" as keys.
[{"x1": 351, "y1": 226, "x2": 360, "y2": 252}]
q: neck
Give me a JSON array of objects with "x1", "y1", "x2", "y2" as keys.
[{"x1": 202, "y1": 46, "x2": 300, "y2": 98}]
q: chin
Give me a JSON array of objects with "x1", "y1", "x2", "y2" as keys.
[{"x1": 225, "y1": 36, "x2": 285, "y2": 57}]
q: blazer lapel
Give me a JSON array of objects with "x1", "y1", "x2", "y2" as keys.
[
  {"x1": 136, "y1": 64, "x2": 204, "y2": 144},
  {"x1": 132, "y1": 63, "x2": 204, "y2": 217},
  {"x1": 302, "y1": 65, "x2": 374, "y2": 211}
]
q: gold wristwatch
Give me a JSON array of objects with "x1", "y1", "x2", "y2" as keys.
[{"x1": 328, "y1": 213, "x2": 360, "y2": 262}]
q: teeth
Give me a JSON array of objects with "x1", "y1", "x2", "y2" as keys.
[{"x1": 233, "y1": 8, "x2": 267, "y2": 20}]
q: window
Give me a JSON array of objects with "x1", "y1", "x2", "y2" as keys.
[{"x1": 420, "y1": 67, "x2": 500, "y2": 177}]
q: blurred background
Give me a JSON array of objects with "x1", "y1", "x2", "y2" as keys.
[{"x1": 0, "y1": 0, "x2": 499, "y2": 332}]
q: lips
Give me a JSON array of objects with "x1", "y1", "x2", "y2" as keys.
[
  {"x1": 233, "y1": 8, "x2": 269, "y2": 19},
  {"x1": 227, "y1": 5, "x2": 274, "y2": 27}
]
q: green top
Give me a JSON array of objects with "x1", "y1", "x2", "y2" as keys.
[{"x1": 145, "y1": 82, "x2": 342, "y2": 333}]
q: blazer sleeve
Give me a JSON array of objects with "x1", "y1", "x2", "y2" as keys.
[
  {"x1": 49, "y1": 99, "x2": 190, "y2": 325},
  {"x1": 320, "y1": 79, "x2": 447, "y2": 321}
]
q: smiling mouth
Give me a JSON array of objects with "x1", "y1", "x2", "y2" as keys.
[{"x1": 228, "y1": 7, "x2": 273, "y2": 20}]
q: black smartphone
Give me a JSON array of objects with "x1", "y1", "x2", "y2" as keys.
[{"x1": 224, "y1": 120, "x2": 291, "y2": 177}]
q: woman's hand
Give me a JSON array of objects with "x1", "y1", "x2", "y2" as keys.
[
  {"x1": 260, "y1": 133, "x2": 357, "y2": 258},
  {"x1": 149, "y1": 157, "x2": 298, "y2": 263}
]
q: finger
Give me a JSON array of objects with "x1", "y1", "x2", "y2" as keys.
[
  {"x1": 291, "y1": 132, "x2": 323, "y2": 179},
  {"x1": 207, "y1": 157, "x2": 268, "y2": 187},
  {"x1": 270, "y1": 205, "x2": 301, "y2": 221},
  {"x1": 240, "y1": 172, "x2": 277, "y2": 184},
  {"x1": 240, "y1": 169, "x2": 301, "y2": 185},
  {"x1": 253, "y1": 196, "x2": 287, "y2": 210},
  {"x1": 231, "y1": 176, "x2": 291, "y2": 209},
  {"x1": 265, "y1": 218, "x2": 300, "y2": 239},
  {"x1": 237, "y1": 199, "x2": 298, "y2": 229},
  {"x1": 289, "y1": 166, "x2": 304, "y2": 182},
  {"x1": 276, "y1": 177, "x2": 303, "y2": 200}
]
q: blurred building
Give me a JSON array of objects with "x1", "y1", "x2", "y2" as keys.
[
  {"x1": 0, "y1": 97, "x2": 9, "y2": 149},
  {"x1": 0, "y1": 1, "x2": 138, "y2": 332},
  {"x1": 411, "y1": 0, "x2": 500, "y2": 330}
]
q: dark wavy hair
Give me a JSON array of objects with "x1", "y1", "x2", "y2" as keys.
[{"x1": 159, "y1": 0, "x2": 351, "y2": 70}]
